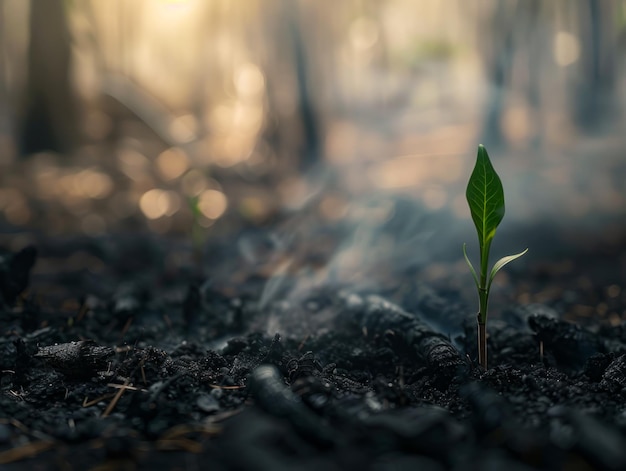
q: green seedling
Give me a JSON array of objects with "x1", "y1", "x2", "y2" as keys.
[{"x1": 463, "y1": 145, "x2": 528, "y2": 369}]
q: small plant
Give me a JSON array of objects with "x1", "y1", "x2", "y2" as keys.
[{"x1": 463, "y1": 145, "x2": 528, "y2": 369}]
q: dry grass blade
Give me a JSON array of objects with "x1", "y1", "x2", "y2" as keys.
[{"x1": 102, "y1": 379, "x2": 131, "y2": 417}]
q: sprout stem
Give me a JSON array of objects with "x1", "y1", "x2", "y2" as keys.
[{"x1": 477, "y1": 318, "x2": 487, "y2": 370}]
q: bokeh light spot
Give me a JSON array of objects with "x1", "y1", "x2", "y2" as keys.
[
  {"x1": 197, "y1": 189, "x2": 228, "y2": 219},
  {"x1": 156, "y1": 147, "x2": 190, "y2": 181},
  {"x1": 139, "y1": 189, "x2": 177, "y2": 219},
  {"x1": 76, "y1": 170, "x2": 114, "y2": 199}
]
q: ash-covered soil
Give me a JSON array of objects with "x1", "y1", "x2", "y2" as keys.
[{"x1": 1, "y1": 211, "x2": 626, "y2": 470}]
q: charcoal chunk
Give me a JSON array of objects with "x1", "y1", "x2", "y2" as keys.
[
  {"x1": 600, "y1": 354, "x2": 626, "y2": 392},
  {"x1": 528, "y1": 315, "x2": 601, "y2": 368}
]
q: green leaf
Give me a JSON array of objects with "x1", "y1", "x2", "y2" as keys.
[
  {"x1": 466, "y1": 145, "x2": 505, "y2": 249},
  {"x1": 462, "y1": 243, "x2": 479, "y2": 289},
  {"x1": 488, "y1": 248, "x2": 529, "y2": 289}
]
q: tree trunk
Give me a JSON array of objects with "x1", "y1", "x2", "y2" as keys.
[
  {"x1": 571, "y1": 0, "x2": 616, "y2": 131},
  {"x1": 19, "y1": 0, "x2": 79, "y2": 155}
]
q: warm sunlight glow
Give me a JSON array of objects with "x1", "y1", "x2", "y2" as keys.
[
  {"x1": 157, "y1": 0, "x2": 196, "y2": 14},
  {"x1": 349, "y1": 17, "x2": 379, "y2": 51},
  {"x1": 235, "y1": 62, "x2": 265, "y2": 98}
]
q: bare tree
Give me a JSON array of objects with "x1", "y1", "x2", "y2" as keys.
[
  {"x1": 476, "y1": 1, "x2": 518, "y2": 148},
  {"x1": 19, "y1": 0, "x2": 79, "y2": 155},
  {"x1": 570, "y1": 0, "x2": 617, "y2": 131}
]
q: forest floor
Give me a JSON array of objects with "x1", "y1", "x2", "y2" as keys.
[{"x1": 1, "y1": 195, "x2": 626, "y2": 471}]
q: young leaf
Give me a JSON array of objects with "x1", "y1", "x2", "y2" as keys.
[
  {"x1": 488, "y1": 248, "x2": 529, "y2": 289},
  {"x1": 466, "y1": 145, "x2": 505, "y2": 248},
  {"x1": 462, "y1": 243, "x2": 479, "y2": 288}
]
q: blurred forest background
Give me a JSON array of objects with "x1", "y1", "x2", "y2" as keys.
[{"x1": 0, "y1": 0, "x2": 625, "y2": 242}]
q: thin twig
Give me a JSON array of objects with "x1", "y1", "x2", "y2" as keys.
[{"x1": 102, "y1": 379, "x2": 131, "y2": 417}]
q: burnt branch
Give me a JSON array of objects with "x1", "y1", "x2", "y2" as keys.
[{"x1": 339, "y1": 293, "x2": 465, "y2": 378}]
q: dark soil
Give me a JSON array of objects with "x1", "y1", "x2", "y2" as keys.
[{"x1": 1, "y1": 205, "x2": 626, "y2": 470}]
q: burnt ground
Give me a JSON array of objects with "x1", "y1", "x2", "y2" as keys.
[{"x1": 1, "y1": 201, "x2": 626, "y2": 471}]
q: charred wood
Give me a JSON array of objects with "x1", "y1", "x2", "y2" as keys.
[
  {"x1": 528, "y1": 315, "x2": 603, "y2": 368},
  {"x1": 339, "y1": 293, "x2": 465, "y2": 379},
  {"x1": 35, "y1": 340, "x2": 115, "y2": 378},
  {"x1": 249, "y1": 365, "x2": 335, "y2": 447}
]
